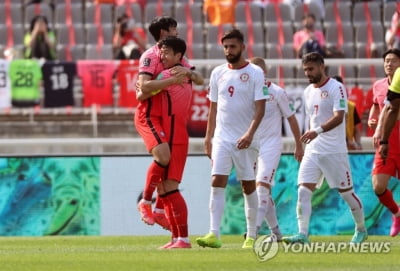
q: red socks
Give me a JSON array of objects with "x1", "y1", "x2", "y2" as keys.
[
  {"x1": 162, "y1": 190, "x2": 188, "y2": 238},
  {"x1": 378, "y1": 189, "x2": 400, "y2": 214},
  {"x1": 143, "y1": 161, "x2": 166, "y2": 201}
]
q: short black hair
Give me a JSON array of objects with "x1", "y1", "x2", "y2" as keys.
[
  {"x1": 332, "y1": 75, "x2": 343, "y2": 83},
  {"x1": 302, "y1": 52, "x2": 324, "y2": 65},
  {"x1": 383, "y1": 48, "x2": 400, "y2": 60},
  {"x1": 221, "y1": 28, "x2": 244, "y2": 44},
  {"x1": 158, "y1": 36, "x2": 186, "y2": 59},
  {"x1": 302, "y1": 13, "x2": 316, "y2": 21},
  {"x1": 148, "y1": 16, "x2": 177, "y2": 42}
]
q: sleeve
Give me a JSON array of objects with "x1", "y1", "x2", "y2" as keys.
[
  {"x1": 208, "y1": 68, "x2": 218, "y2": 102},
  {"x1": 276, "y1": 87, "x2": 295, "y2": 118},
  {"x1": 333, "y1": 83, "x2": 348, "y2": 112},
  {"x1": 254, "y1": 68, "x2": 268, "y2": 101},
  {"x1": 389, "y1": 67, "x2": 400, "y2": 94}
]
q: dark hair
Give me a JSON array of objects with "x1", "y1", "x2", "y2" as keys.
[
  {"x1": 148, "y1": 16, "x2": 177, "y2": 42},
  {"x1": 302, "y1": 13, "x2": 316, "y2": 21},
  {"x1": 29, "y1": 15, "x2": 49, "y2": 33},
  {"x1": 382, "y1": 48, "x2": 400, "y2": 60},
  {"x1": 221, "y1": 28, "x2": 244, "y2": 44},
  {"x1": 117, "y1": 13, "x2": 129, "y2": 24},
  {"x1": 158, "y1": 36, "x2": 186, "y2": 59},
  {"x1": 302, "y1": 52, "x2": 324, "y2": 65},
  {"x1": 332, "y1": 75, "x2": 343, "y2": 83}
]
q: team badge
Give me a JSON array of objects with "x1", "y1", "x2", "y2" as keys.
[
  {"x1": 321, "y1": 91, "x2": 328, "y2": 98},
  {"x1": 340, "y1": 99, "x2": 346, "y2": 108},
  {"x1": 266, "y1": 93, "x2": 275, "y2": 102},
  {"x1": 143, "y1": 58, "x2": 151, "y2": 67},
  {"x1": 240, "y1": 73, "x2": 249, "y2": 82}
]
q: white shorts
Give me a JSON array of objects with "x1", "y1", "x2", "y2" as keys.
[
  {"x1": 256, "y1": 145, "x2": 281, "y2": 186},
  {"x1": 298, "y1": 152, "x2": 353, "y2": 189},
  {"x1": 211, "y1": 140, "x2": 258, "y2": 181}
]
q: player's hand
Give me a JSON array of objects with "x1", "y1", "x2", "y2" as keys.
[
  {"x1": 300, "y1": 130, "x2": 318, "y2": 144},
  {"x1": 236, "y1": 133, "x2": 252, "y2": 150},
  {"x1": 372, "y1": 129, "x2": 381, "y2": 148},
  {"x1": 379, "y1": 144, "x2": 388, "y2": 160},
  {"x1": 204, "y1": 138, "x2": 212, "y2": 158},
  {"x1": 368, "y1": 118, "x2": 377, "y2": 130},
  {"x1": 294, "y1": 145, "x2": 304, "y2": 162}
]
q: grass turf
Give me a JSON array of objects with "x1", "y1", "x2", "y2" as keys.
[{"x1": 0, "y1": 235, "x2": 398, "y2": 271}]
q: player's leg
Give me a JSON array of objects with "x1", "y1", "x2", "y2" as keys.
[
  {"x1": 282, "y1": 153, "x2": 320, "y2": 244},
  {"x1": 159, "y1": 144, "x2": 191, "y2": 249},
  {"x1": 135, "y1": 113, "x2": 170, "y2": 226},
  {"x1": 196, "y1": 141, "x2": 232, "y2": 248},
  {"x1": 256, "y1": 148, "x2": 282, "y2": 240},
  {"x1": 234, "y1": 145, "x2": 259, "y2": 248},
  {"x1": 372, "y1": 155, "x2": 400, "y2": 237},
  {"x1": 324, "y1": 153, "x2": 367, "y2": 243}
]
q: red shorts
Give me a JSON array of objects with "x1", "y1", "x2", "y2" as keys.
[
  {"x1": 134, "y1": 94, "x2": 168, "y2": 152},
  {"x1": 372, "y1": 153, "x2": 400, "y2": 178},
  {"x1": 165, "y1": 144, "x2": 189, "y2": 182}
]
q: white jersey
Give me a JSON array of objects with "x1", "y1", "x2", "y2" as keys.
[
  {"x1": 258, "y1": 81, "x2": 295, "y2": 148},
  {"x1": 0, "y1": 59, "x2": 11, "y2": 108},
  {"x1": 304, "y1": 77, "x2": 348, "y2": 154},
  {"x1": 209, "y1": 62, "x2": 268, "y2": 143}
]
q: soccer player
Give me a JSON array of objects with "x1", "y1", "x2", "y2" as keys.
[
  {"x1": 249, "y1": 57, "x2": 304, "y2": 241},
  {"x1": 367, "y1": 49, "x2": 400, "y2": 237},
  {"x1": 137, "y1": 37, "x2": 199, "y2": 249},
  {"x1": 282, "y1": 52, "x2": 367, "y2": 244},
  {"x1": 196, "y1": 29, "x2": 268, "y2": 249},
  {"x1": 135, "y1": 16, "x2": 203, "y2": 231}
]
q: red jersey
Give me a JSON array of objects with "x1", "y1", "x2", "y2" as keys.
[
  {"x1": 158, "y1": 66, "x2": 192, "y2": 144},
  {"x1": 77, "y1": 60, "x2": 116, "y2": 106},
  {"x1": 372, "y1": 77, "x2": 400, "y2": 155},
  {"x1": 116, "y1": 60, "x2": 139, "y2": 108}
]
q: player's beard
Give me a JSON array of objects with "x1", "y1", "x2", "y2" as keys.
[
  {"x1": 307, "y1": 72, "x2": 322, "y2": 84},
  {"x1": 225, "y1": 51, "x2": 241, "y2": 64}
]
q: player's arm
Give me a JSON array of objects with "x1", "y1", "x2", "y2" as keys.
[
  {"x1": 379, "y1": 91, "x2": 400, "y2": 158},
  {"x1": 368, "y1": 103, "x2": 380, "y2": 130},
  {"x1": 170, "y1": 66, "x2": 204, "y2": 85},
  {"x1": 204, "y1": 101, "x2": 217, "y2": 158},
  {"x1": 136, "y1": 72, "x2": 185, "y2": 101},
  {"x1": 237, "y1": 99, "x2": 266, "y2": 149},
  {"x1": 287, "y1": 114, "x2": 304, "y2": 162},
  {"x1": 301, "y1": 110, "x2": 345, "y2": 144}
]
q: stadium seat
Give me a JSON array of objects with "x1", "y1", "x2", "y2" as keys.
[
  {"x1": 205, "y1": 24, "x2": 233, "y2": 46},
  {"x1": 293, "y1": 2, "x2": 323, "y2": 30},
  {"x1": 354, "y1": 23, "x2": 385, "y2": 58},
  {"x1": 85, "y1": 24, "x2": 114, "y2": 46},
  {"x1": 236, "y1": 22, "x2": 265, "y2": 44},
  {"x1": 383, "y1": 1, "x2": 400, "y2": 29},
  {"x1": 0, "y1": 24, "x2": 25, "y2": 50},
  {"x1": 324, "y1": 23, "x2": 354, "y2": 53},
  {"x1": 266, "y1": 44, "x2": 295, "y2": 59},
  {"x1": 323, "y1": 1, "x2": 352, "y2": 27},
  {"x1": 178, "y1": 23, "x2": 205, "y2": 59},
  {"x1": 85, "y1": 3, "x2": 113, "y2": 27},
  {"x1": 265, "y1": 23, "x2": 294, "y2": 47},
  {"x1": 144, "y1": 3, "x2": 174, "y2": 28},
  {"x1": 235, "y1": 1, "x2": 263, "y2": 24},
  {"x1": 57, "y1": 44, "x2": 85, "y2": 61},
  {"x1": 352, "y1": 1, "x2": 382, "y2": 28},
  {"x1": 57, "y1": 24, "x2": 86, "y2": 46},
  {"x1": 326, "y1": 65, "x2": 356, "y2": 82},
  {"x1": 0, "y1": 3, "x2": 23, "y2": 27},
  {"x1": 357, "y1": 64, "x2": 386, "y2": 85},
  {"x1": 85, "y1": 44, "x2": 113, "y2": 60},
  {"x1": 24, "y1": 3, "x2": 54, "y2": 29},
  {"x1": 264, "y1": 2, "x2": 292, "y2": 26},
  {"x1": 54, "y1": 3, "x2": 84, "y2": 27},
  {"x1": 174, "y1": 2, "x2": 204, "y2": 26},
  {"x1": 115, "y1": 2, "x2": 143, "y2": 25}
]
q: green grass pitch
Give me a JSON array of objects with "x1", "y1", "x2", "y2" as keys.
[{"x1": 0, "y1": 235, "x2": 398, "y2": 271}]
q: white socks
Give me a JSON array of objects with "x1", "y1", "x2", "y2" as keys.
[
  {"x1": 244, "y1": 190, "x2": 258, "y2": 239},
  {"x1": 256, "y1": 186, "x2": 280, "y2": 233},
  {"x1": 209, "y1": 187, "x2": 225, "y2": 238},
  {"x1": 340, "y1": 189, "x2": 366, "y2": 232},
  {"x1": 297, "y1": 185, "x2": 313, "y2": 236}
]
